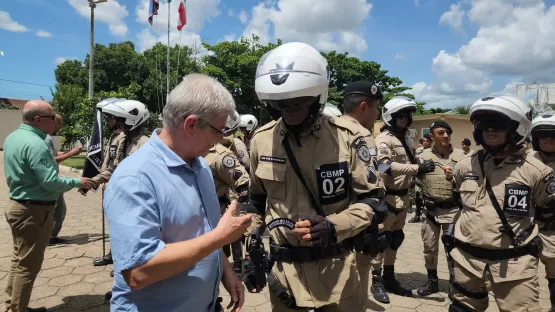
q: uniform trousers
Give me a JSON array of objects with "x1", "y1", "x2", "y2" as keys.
[
  {"x1": 4, "y1": 200, "x2": 54, "y2": 312},
  {"x1": 539, "y1": 230, "x2": 555, "y2": 279},
  {"x1": 371, "y1": 208, "x2": 408, "y2": 270},
  {"x1": 421, "y1": 215, "x2": 453, "y2": 270}
]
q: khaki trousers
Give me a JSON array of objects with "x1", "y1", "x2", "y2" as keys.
[
  {"x1": 421, "y1": 217, "x2": 452, "y2": 270},
  {"x1": 371, "y1": 208, "x2": 408, "y2": 270},
  {"x1": 452, "y1": 260, "x2": 541, "y2": 312},
  {"x1": 269, "y1": 287, "x2": 365, "y2": 312},
  {"x1": 4, "y1": 200, "x2": 54, "y2": 312},
  {"x1": 539, "y1": 231, "x2": 555, "y2": 279}
]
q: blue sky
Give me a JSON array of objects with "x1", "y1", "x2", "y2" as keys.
[{"x1": 2, "y1": 0, "x2": 555, "y2": 108}]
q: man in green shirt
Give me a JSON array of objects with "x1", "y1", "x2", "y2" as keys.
[{"x1": 3, "y1": 100, "x2": 95, "y2": 312}]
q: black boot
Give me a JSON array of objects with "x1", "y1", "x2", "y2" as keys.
[
  {"x1": 548, "y1": 278, "x2": 555, "y2": 310},
  {"x1": 93, "y1": 251, "x2": 113, "y2": 266},
  {"x1": 104, "y1": 291, "x2": 112, "y2": 303},
  {"x1": 417, "y1": 269, "x2": 439, "y2": 296},
  {"x1": 370, "y1": 270, "x2": 390, "y2": 303},
  {"x1": 382, "y1": 265, "x2": 413, "y2": 297}
]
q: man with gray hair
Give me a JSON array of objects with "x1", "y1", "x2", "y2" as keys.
[
  {"x1": 3, "y1": 100, "x2": 95, "y2": 312},
  {"x1": 103, "y1": 74, "x2": 252, "y2": 312}
]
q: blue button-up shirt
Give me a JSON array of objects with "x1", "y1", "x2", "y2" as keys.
[{"x1": 103, "y1": 129, "x2": 222, "y2": 312}]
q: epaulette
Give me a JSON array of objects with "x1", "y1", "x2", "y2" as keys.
[
  {"x1": 251, "y1": 119, "x2": 278, "y2": 139},
  {"x1": 327, "y1": 115, "x2": 360, "y2": 136},
  {"x1": 522, "y1": 152, "x2": 550, "y2": 174}
]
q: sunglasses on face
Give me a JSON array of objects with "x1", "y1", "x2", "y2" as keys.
[
  {"x1": 435, "y1": 130, "x2": 452, "y2": 136},
  {"x1": 474, "y1": 120, "x2": 510, "y2": 131},
  {"x1": 38, "y1": 115, "x2": 55, "y2": 121}
]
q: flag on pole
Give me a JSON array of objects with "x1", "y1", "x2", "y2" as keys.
[
  {"x1": 148, "y1": 0, "x2": 160, "y2": 26},
  {"x1": 177, "y1": 0, "x2": 186, "y2": 31},
  {"x1": 81, "y1": 109, "x2": 103, "y2": 194}
]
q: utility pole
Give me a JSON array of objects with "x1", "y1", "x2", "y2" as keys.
[{"x1": 88, "y1": 0, "x2": 107, "y2": 99}]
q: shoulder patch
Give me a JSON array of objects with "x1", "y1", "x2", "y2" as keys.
[
  {"x1": 237, "y1": 150, "x2": 245, "y2": 159},
  {"x1": 222, "y1": 155, "x2": 236, "y2": 168},
  {"x1": 547, "y1": 181, "x2": 555, "y2": 194},
  {"x1": 543, "y1": 172, "x2": 554, "y2": 183}
]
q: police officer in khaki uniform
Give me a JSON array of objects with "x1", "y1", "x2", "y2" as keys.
[
  {"x1": 461, "y1": 138, "x2": 474, "y2": 155},
  {"x1": 249, "y1": 42, "x2": 386, "y2": 311},
  {"x1": 220, "y1": 111, "x2": 251, "y2": 172},
  {"x1": 446, "y1": 95, "x2": 555, "y2": 312},
  {"x1": 87, "y1": 99, "x2": 129, "y2": 267},
  {"x1": 372, "y1": 96, "x2": 436, "y2": 303},
  {"x1": 530, "y1": 113, "x2": 555, "y2": 309},
  {"x1": 239, "y1": 114, "x2": 259, "y2": 153},
  {"x1": 338, "y1": 80, "x2": 386, "y2": 301},
  {"x1": 415, "y1": 120, "x2": 464, "y2": 296},
  {"x1": 204, "y1": 142, "x2": 252, "y2": 272}
]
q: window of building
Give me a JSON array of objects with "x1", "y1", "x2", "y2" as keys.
[{"x1": 422, "y1": 128, "x2": 430, "y2": 137}]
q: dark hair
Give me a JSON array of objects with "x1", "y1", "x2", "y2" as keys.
[
  {"x1": 342, "y1": 94, "x2": 374, "y2": 114},
  {"x1": 419, "y1": 138, "x2": 423, "y2": 144}
]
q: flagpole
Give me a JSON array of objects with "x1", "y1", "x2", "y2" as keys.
[{"x1": 166, "y1": 0, "x2": 171, "y2": 106}]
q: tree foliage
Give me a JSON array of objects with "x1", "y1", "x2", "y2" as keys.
[
  {"x1": 453, "y1": 104, "x2": 471, "y2": 115},
  {"x1": 52, "y1": 35, "x2": 443, "y2": 146}
]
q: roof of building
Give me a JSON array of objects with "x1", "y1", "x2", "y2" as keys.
[{"x1": 0, "y1": 97, "x2": 27, "y2": 109}]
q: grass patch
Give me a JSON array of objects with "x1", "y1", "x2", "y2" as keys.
[{"x1": 61, "y1": 155, "x2": 87, "y2": 170}]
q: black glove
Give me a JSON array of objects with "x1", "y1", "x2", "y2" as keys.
[
  {"x1": 418, "y1": 160, "x2": 435, "y2": 174},
  {"x1": 301, "y1": 215, "x2": 336, "y2": 247}
]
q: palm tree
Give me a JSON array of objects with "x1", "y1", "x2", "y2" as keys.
[{"x1": 453, "y1": 104, "x2": 471, "y2": 115}]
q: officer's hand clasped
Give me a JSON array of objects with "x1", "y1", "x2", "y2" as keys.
[
  {"x1": 293, "y1": 216, "x2": 335, "y2": 247},
  {"x1": 418, "y1": 160, "x2": 435, "y2": 174}
]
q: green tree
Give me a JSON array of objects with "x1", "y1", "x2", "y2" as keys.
[
  {"x1": 453, "y1": 104, "x2": 471, "y2": 115},
  {"x1": 202, "y1": 35, "x2": 282, "y2": 121}
]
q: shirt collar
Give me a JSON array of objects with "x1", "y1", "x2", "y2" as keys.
[
  {"x1": 277, "y1": 117, "x2": 323, "y2": 142},
  {"x1": 150, "y1": 129, "x2": 200, "y2": 169},
  {"x1": 431, "y1": 144, "x2": 453, "y2": 158},
  {"x1": 20, "y1": 124, "x2": 47, "y2": 139}
]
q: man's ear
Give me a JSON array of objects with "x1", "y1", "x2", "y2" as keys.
[{"x1": 183, "y1": 115, "x2": 199, "y2": 136}]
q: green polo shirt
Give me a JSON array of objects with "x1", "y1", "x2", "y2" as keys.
[{"x1": 3, "y1": 124, "x2": 81, "y2": 201}]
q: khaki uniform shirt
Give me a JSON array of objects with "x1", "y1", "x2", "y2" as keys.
[
  {"x1": 220, "y1": 135, "x2": 251, "y2": 172},
  {"x1": 415, "y1": 146, "x2": 424, "y2": 156},
  {"x1": 205, "y1": 143, "x2": 250, "y2": 207},
  {"x1": 125, "y1": 131, "x2": 149, "y2": 157},
  {"x1": 375, "y1": 129, "x2": 419, "y2": 210},
  {"x1": 92, "y1": 130, "x2": 126, "y2": 185},
  {"x1": 418, "y1": 145, "x2": 465, "y2": 223},
  {"x1": 451, "y1": 150, "x2": 555, "y2": 282},
  {"x1": 463, "y1": 149, "x2": 475, "y2": 156},
  {"x1": 249, "y1": 116, "x2": 379, "y2": 307}
]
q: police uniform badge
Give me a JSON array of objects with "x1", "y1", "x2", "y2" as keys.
[
  {"x1": 547, "y1": 181, "x2": 555, "y2": 194},
  {"x1": 357, "y1": 145, "x2": 371, "y2": 163},
  {"x1": 109, "y1": 145, "x2": 117, "y2": 159},
  {"x1": 371, "y1": 85, "x2": 378, "y2": 95},
  {"x1": 237, "y1": 150, "x2": 245, "y2": 159},
  {"x1": 222, "y1": 155, "x2": 235, "y2": 168},
  {"x1": 369, "y1": 148, "x2": 377, "y2": 156}
]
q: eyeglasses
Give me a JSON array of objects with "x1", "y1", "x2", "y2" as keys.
[
  {"x1": 38, "y1": 115, "x2": 55, "y2": 121},
  {"x1": 200, "y1": 118, "x2": 226, "y2": 136},
  {"x1": 435, "y1": 130, "x2": 452, "y2": 136}
]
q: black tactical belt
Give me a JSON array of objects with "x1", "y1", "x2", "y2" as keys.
[
  {"x1": 270, "y1": 239, "x2": 354, "y2": 263},
  {"x1": 11, "y1": 199, "x2": 56, "y2": 206},
  {"x1": 423, "y1": 197, "x2": 456, "y2": 210},
  {"x1": 454, "y1": 238, "x2": 541, "y2": 260},
  {"x1": 385, "y1": 188, "x2": 408, "y2": 196}
]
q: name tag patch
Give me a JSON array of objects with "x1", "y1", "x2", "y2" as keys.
[
  {"x1": 260, "y1": 156, "x2": 286, "y2": 164},
  {"x1": 463, "y1": 175, "x2": 479, "y2": 181},
  {"x1": 267, "y1": 218, "x2": 295, "y2": 231},
  {"x1": 503, "y1": 184, "x2": 531, "y2": 218},
  {"x1": 316, "y1": 162, "x2": 350, "y2": 205}
]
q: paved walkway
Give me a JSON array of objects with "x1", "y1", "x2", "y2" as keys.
[{"x1": 0, "y1": 153, "x2": 551, "y2": 311}]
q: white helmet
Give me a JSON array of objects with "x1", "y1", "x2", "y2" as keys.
[
  {"x1": 255, "y1": 42, "x2": 330, "y2": 113},
  {"x1": 382, "y1": 96, "x2": 417, "y2": 127},
  {"x1": 531, "y1": 113, "x2": 555, "y2": 151},
  {"x1": 239, "y1": 114, "x2": 259, "y2": 132},
  {"x1": 469, "y1": 95, "x2": 533, "y2": 147},
  {"x1": 224, "y1": 111, "x2": 240, "y2": 134},
  {"x1": 322, "y1": 103, "x2": 342, "y2": 117},
  {"x1": 102, "y1": 99, "x2": 150, "y2": 131},
  {"x1": 96, "y1": 98, "x2": 124, "y2": 110}
]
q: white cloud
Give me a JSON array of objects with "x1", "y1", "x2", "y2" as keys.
[
  {"x1": 238, "y1": 10, "x2": 248, "y2": 24},
  {"x1": 36, "y1": 30, "x2": 52, "y2": 38},
  {"x1": 241, "y1": 0, "x2": 373, "y2": 55},
  {"x1": 228, "y1": 9, "x2": 234, "y2": 16},
  {"x1": 460, "y1": 0, "x2": 555, "y2": 78},
  {"x1": 68, "y1": 0, "x2": 128, "y2": 37},
  {"x1": 439, "y1": 3, "x2": 465, "y2": 31},
  {"x1": 134, "y1": 0, "x2": 219, "y2": 52},
  {"x1": 395, "y1": 53, "x2": 407, "y2": 61},
  {"x1": 0, "y1": 10, "x2": 28, "y2": 32},
  {"x1": 223, "y1": 33, "x2": 236, "y2": 42},
  {"x1": 414, "y1": 0, "x2": 420, "y2": 8},
  {"x1": 409, "y1": 51, "x2": 492, "y2": 108},
  {"x1": 55, "y1": 57, "x2": 78, "y2": 65}
]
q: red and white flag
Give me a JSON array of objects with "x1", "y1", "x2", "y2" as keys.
[{"x1": 177, "y1": 0, "x2": 186, "y2": 31}]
